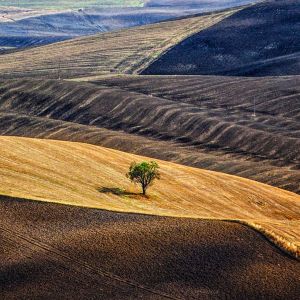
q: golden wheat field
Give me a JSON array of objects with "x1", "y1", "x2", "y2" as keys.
[{"x1": 0, "y1": 136, "x2": 299, "y2": 257}]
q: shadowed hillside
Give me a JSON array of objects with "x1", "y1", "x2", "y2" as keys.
[
  {"x1": 0, "y1": 77, "x2": 299, "y2": 193},
  {"x1": 1, "y1": 196, "x2": 299, "y2": 299},
  {"x1": 0, "y1": 7, "x2": 214, "y2": 51},
  {"x1": 0, "y1": 136, "x2": 299, "y2": 257},
  {"x1": 0, "y1": 8, "x2": 240, "y2": 78},
  {"x1": 143, "y1": 0, "x2": 300, "y2": 76}
]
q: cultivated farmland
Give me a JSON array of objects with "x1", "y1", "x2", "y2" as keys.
[
  {"x1": 0, "y1": 136, "x2": 299, "y2": 257},
  {"x1": 143, "y1": 0, "x2": 300, "y2": 76},
  {"x1": 0, "y1": 1, "x2": 299, "y2": 298},
  {"x1": 0, "y1": 77, "x2": 299, "y2": 193},
  {"x1": 1, "y1": 196, "x2": 299, "y2": 299},
  {"x1": 0, "y1": 7, "x2": 240, "y2": 78}
]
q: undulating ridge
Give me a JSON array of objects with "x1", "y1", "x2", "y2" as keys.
[
  {"x1": 143, "y1": 0, "x2": 300, "y2": 76},
  {"x1": 0, "y1": 7, "x2": 240, "y2": 78},
  {"x1": 0, "y1": 77, "x2": 299, "y2": 194}
]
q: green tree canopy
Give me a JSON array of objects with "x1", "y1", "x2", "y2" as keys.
[{"x1": 126, "y1": 161, "x2": 160, "y2": 195}]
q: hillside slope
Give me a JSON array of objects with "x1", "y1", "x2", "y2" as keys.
[
  {"x1": 0, "y1": 7, "x2": 207, "y2": 51},
  {"x1": 1, "y1": 196, "x2": 299, "y2": 299},
  {"x1": 143, "y1": 0, "x2": 300, "y2": 76},
  {"x1": 0, "y1": 8, "x2": 239, "y2": 78},
  {"x1": 0, "y1": 77, "x2": 299, "y2": 194},
  {"x1": 0, "y1": 136, "x2": 299, "y2": 255}
]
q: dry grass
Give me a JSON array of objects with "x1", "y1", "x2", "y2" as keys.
[
  {"x1": 0, "y1": 136, "x2": 299, "y2": 257},
  {"x1": 245, "y1": 221, "x2": 300, "y2": 259},
  {"x1": 0, "y1": 8, "x2": 239, "y2": 78}
]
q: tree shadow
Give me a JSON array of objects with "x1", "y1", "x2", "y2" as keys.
[{"x1": 99, "y1": 187, "x2": 147, "y2": 198}]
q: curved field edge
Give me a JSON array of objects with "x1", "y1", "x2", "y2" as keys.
[
  {"x1": 1, "y1": 195, "x2": 299, "y2": 299},
  {"x1": 0, "y1": 7, "x2": 241, "y2": 78},
  {"x1": 0, "y1": 136, "x2": 299, "y2": 258},
  {"x1": 244, "y1": 221, "x2": 300, "y2": 260},
  {"x1": 0, "y1": 193, "x2": 298, "y2": 260},
  {"x1": 132, "y1": 7, "x2": 243, "y2": 74},
  {"x1": 141, "y1": 0, "x2": 300, "y2": 77}
]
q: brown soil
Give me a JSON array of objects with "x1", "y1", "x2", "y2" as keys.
[
  {"x1": 0, "y1": 195, "x2": 299, "y2": 299},
  {"x1": 142, "y1": 0, "x2": 300, "y2": 77}
]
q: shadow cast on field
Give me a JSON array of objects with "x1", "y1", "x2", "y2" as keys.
[{"x1": 99, "y1": 187, "x2": 148, "y2": 199}]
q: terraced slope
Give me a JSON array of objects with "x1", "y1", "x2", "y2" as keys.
[
  {"x1": 1, "y1": 196, "x2": 299, "y2": 299},
  {"x1": 143, "y1": 0, "x2": 300, "y2": 76},
  {"x1": 0, "y1": 136, "x2": 299, "y2": 256},
  {"x1": 0, "y1": 8, "x2": 240, "y2": 78},
  {"x1": 0, "y1": 77, "x2": 299, "y2": 194}
]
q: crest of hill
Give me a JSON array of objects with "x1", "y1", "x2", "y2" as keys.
[
  {"x1": 143, "y1": 0, "x2": 300, "y2": 76},
  {"x1": 0, "y1": 77, "x2": 299, "y2": 194},
  {"x1": 0, "y1": 7, "x2": 240, "y2": 79},
  {"x1": 0, "y1": 136, "x2": 299, "y2": 257},
  {"x1": 0, "y1": 7, "x2": 220, "y2": 51}
]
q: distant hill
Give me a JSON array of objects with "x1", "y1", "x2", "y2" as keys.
[
  {"x1": 0, "y1": 0, "x2": 254, "y2": 10},
  {"x1": 0, "y1": 8, "x2": 238, "y2": 77},
  {"x1": 0, "y1": 1, "x2": 144, "y2": 10},
  {"x1": 143, "y1": 0, "x2": 300, "y2": 76},
  {"x1": 0, "y1": 8, "x2": 199, "y2": 50},
  {"x1": 0, "y1": 1, "x2": 254, "y2": 51},
  {"x1": 145, "y1": 0, "x2": 253, "y2": 8}
]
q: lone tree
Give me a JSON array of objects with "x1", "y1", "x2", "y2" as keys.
[{"x1": 127, "y1": 161, "x2": 160, "y2": 196}]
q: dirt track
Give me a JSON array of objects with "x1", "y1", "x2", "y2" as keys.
[{"x1": 0, "y1": 196, "x2": 299, "y2": 299}]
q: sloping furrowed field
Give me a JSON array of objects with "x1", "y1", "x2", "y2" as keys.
[
  {"x1": 0, "y1": 136, "x2": 299, "y2": 257},
  {"x1": 0, "y1": 7, "x2": 240, "y2": 78},
  {"x1": 0, "y1": 76, "x2": 299, "y2": 194},
  {"x1": 0, "y1": 195, "x2": 299, "y2": 299},
  {"x1": 142, "y1": 0, "x2": 300, "y2": 77}
]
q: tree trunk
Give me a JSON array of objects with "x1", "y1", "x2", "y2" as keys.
[{"x1": 142, "y1": 185, "x2": 146, "y2": 196}]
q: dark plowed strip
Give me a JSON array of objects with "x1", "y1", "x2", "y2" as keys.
[
  {"x1": 142, "y1": 0, "x2": 300, "y2": 76},
  {"x1": 0, "y1": 195, "x2": 299, "y2": 299}
]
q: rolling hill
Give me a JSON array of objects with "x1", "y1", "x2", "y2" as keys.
[
  {"x1": 0, "y1": 7, "x2": 209, "y2": 51},
  {"x1": 0, "y1": 1, "x2": 145, "y2": 10},
  {"x1": 0, "y1": 7, "x2": 241, "y2": 78},
  {"x1": 1, "y1": 196, "x2": 299, "y2": 299},
  {"x1": 0, "y1": 0, "x2": 254, "y2": 10},
  {"x1": 0, "y1": 76, "x2": 299, "y2": 194},
  {"x1": 1, "y1": 1, "x2": 298, "y2": 78},
  {"x1": 0, "y1": 136, "x2": 299, "y2": 257},
  {"x1": 0, "y1": 2, "x2": 299, "y2": 297},
  {"x1": 143, "y1": 0, "x2": 300, "y2": 76}
]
